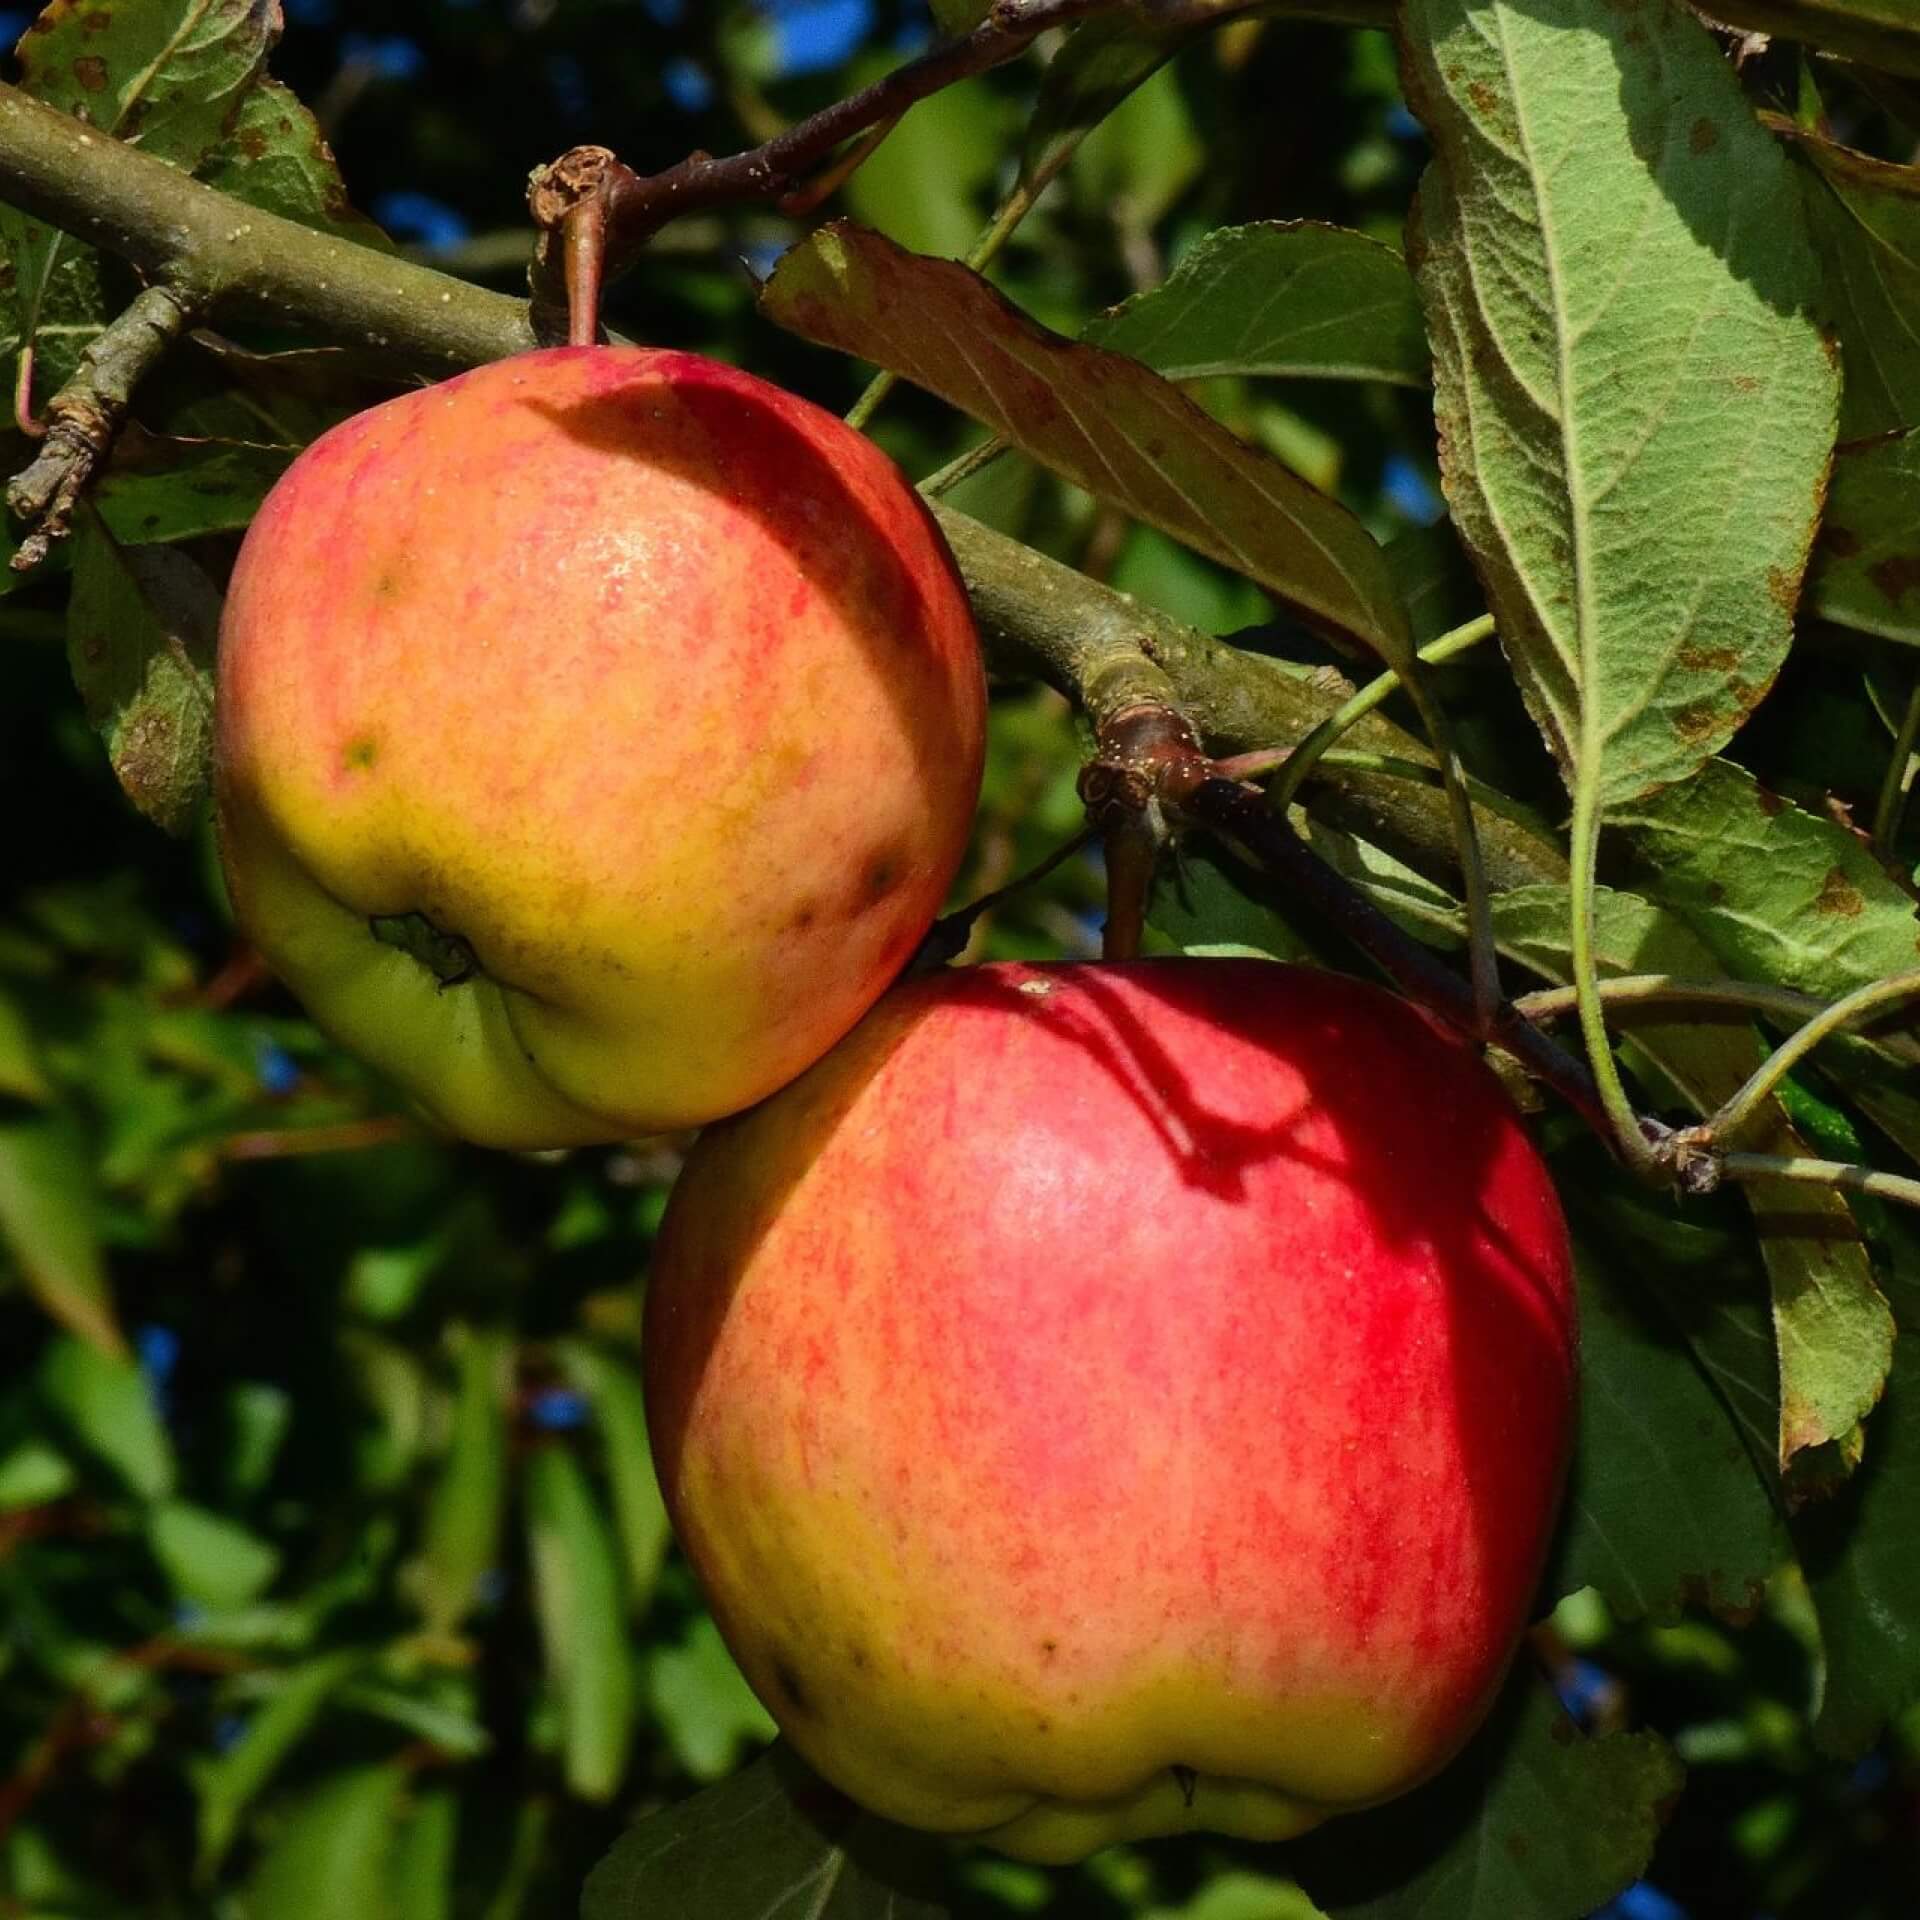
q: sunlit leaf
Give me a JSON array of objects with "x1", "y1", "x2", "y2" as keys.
[
  {"x1": 525, "y1": 1441, "x2": 636, "y2": 1802},
  {"x1": 149, "y1": 1498, "x2": 281, "y2": 1608},
  {"x1": 1404, "y1": 0, "x2": 1837, "y2": 805},
  {"x1": 557, "y1": 1339, "x2": 673, "y2": 1614},
  {"x1": 765, "y1": 222, "x2": 1409, "y2": 661},
  {"x1": 409, "y1": 1323, "x2": 509, "y2": 1636},
  {"x1": 198, "y1": 77, "x2": 393, "y2": 248},
  {"x1": 649, "y1": 1613, "x2": 776, "y2": 1784},
  {"x1": 37, "y1": 1330, "x2": 172, "y2": 1498},
  {"x1": 0, "y1": 1110, "x2": 122, "y2": 1353},
  {"x1": 1088, "y1": 224, "x2": 1428, "y2": 388},
  {"x1": 239, "y1": 1763, "x2": 405, "y2": 1920}
]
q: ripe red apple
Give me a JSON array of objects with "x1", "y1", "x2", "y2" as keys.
[
  {"x1": 645, "y1": 958, "x2": 1577, "y2": 1863},
  {"x1": 214, "y1": 347, "x2": 985, "y2": 1148}
]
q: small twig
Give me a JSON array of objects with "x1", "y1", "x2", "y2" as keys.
[
  {"x1": 220, "y1": 1117, "x2": 415, "y2": 1161},
  {"x1": 921, "y1": 431, "x2": 1012, "y2": 497},
  {"x1": 525, "y1": 0, "x2": 1127, "y2": 322},
  {"x1": 526, "y1": 144, "x2": 618, "y2": 347},
  {"x1": 563, "y1": 200, "x2": 608, "y2": 348},
  {"x1": 914, "y1": 825, "x2": 1096, "y2": 970},
  {"x1": 1872, "y1": 677, "x2": 1920, "y2": 859},
  {"x1": 12, "y1": 342, "x2": 44, "y2": 438},
  {"x1": 1719, "y1": 1153, "x2": 1920, "y2": 1215},
  {"x1": 6, "y1": 281, "x2": 198, "y2": 569},
  {"x1": 1710, "y1": 968, "x2": 1920, "y2": 1145},
  {"x1": 778, "y1": 115, "x2": 902, "y2": 221}
]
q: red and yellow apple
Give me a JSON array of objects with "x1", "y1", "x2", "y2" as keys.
[
  {"x1": 645, "y1": 958, "x2": 1577, "y2": 1862},
  {"x1": 214, "y1": 346, "x2": 985, "y2": 1149}
]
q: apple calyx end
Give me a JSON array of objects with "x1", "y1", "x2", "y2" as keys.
[{"x1": 369, "y1": 910, "x2": 481, "y2": 988}]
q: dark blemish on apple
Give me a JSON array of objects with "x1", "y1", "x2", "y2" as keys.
[
  {"x1": 865, "y1": 854, "x2": 900, "y2": 898},
  {"x1": 1039, "y1": 1638, "x2": 1058, "y2": 1660},
  {"x1": 848, "y1": 1645, "x2": 869, "y2": 1671},
  {"x1": 342, "y1": 737, "x2": 379, "y2": 771},
  {"x1": 771, "y1": 1657, "x2": 813, "y2": 1715}
]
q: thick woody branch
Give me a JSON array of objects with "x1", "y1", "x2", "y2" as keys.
[{"x1": 0, "y1": 73, "x2": 1553, "y2": 894}]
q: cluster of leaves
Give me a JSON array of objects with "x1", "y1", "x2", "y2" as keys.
[{"x1": 1, "y1": 1, "x2": 1919, "y2": 1918}]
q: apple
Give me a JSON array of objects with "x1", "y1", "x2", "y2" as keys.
[
  {"x1": 645, "y1": 958, "x2": 1577, "y2": 1863},
  {"x1": 214, "y1": 346, "x2": 986, "y2": 1149}
]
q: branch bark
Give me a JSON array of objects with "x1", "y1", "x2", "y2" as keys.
[{"x1": 0, "y1": 73, "x2": 1556, "y2": 894}]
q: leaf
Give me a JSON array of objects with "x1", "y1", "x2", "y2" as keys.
[
  {"x1": 240, "y1": 1763, "x2": 404, "y2": 1920},
  {"x1": 1776, "y1": 125, "x2": 1920, "y2": 436},
  {"x1": 844, "y1": 67, "x2": 1004, "y2": 261},
  {"x1": 581, "y1": 1744, "x2": 949, "y2": 1920},
  {"x1": 524, "y1": 1441, "x2": 636, "y2": 1802},
  {"x1": 556, "y1": 1339, "x2": 673, "y2": 1613},
  {"x1": 1017, "y1": 11, "x2": 1190, "y2": 196},
  {"x1": 1290, "y1": 1671, "x2": 1682, "y2": 1920},
  {"x1": 67, "y1": 518, "x2": 221, "y2": 835},
  {"x1": 95, "y1": 425, "x2": 299, "y2": 543},
  {"x1": 649, "y1": 1613, "x2": 777, "y2": 1784},
  {"x1": 148, "y1": 1498, "x2": 281, "y2": 1608},
  {"x1": 0, "y1": 1437, "x2": 77, "y2": 1509},
  {"x1": 1808, "y1": 428, "x2": 1920, "y2": 645},
  {"x1": 1495, "y1": 882, "x2": 1894, "y2": 1473},
  {"x1": 196, "y1": 1649, "x2": 365, "y2": 1878},
  {"x1": 1709, "y1": 0, "x2": 1920, "y2": 79},
  {"x1": 37, "y1": 1331, "x2": 173, "y2": 1498},
  {"x1": 0, "y1": 1110, "x2": 123, "y2": 1353},
  {"x1": 197, "y1": 77, "x2": 393, "y2": 248},
  {"x1": 6, "y1": 1, "x2": 280, "y2": 393},
  {"x1": 763, "y1": 222, "x2": 1410, "y2": 662},
  {"x1": 387, "y1": 1789, "x2": 457, "y2": 1920},
  {"x1": 1087, "y1": 224, "x2": 1429, "y2": 388},
  {"x1": 1614, "y1": 757, "x2": 1920, "y2": 1003},
  {"x1": 1794, "y1": 1233, "x2": 1920, "y2": 1755},
  {"x1": 1404, "y1": 0, "x2": 1837, "y2": 807},
  {"x1": 0, "y1": 985, "x2": 53, "y2": 1102},
  {"x1": 1551, "y1": 1248, "x2": 1783, "y2": 1625},
  {"x1": 410, "y1": 1323, "x2": 509, "y2": 1636}
]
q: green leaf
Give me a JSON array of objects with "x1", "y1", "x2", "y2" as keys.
[
  {"x1": 1404, "y1": 0, "x2": 1837, "y2": 805},
  {"x1": 649, "y1": 1613, "x2": 777, "y2": 1784},
  {"x1": 67, "y1": 517, "x2": 220, "y2": 836},
  {"x1": 410, "y1": 1323, "x2": 509, "y2": 1636},
  {"x1": 37, "y1": 1331, "x2": 172, "y2": 1498},
  {"x1": 524, "y1": 1441, "x2": 635, "y2": 1802},
  {"x1": 1710, "y1": 0, "x2": 1920, "y2": 79},
  {"x1": 5, "y1": 1, "x2": 280, "y2": 396},
  {"x1": 1778, "y1": 126, "x2": 1920, "y2": 437},
  {"x1": 581, "y1": 1744, "x2": 949, "y2": 1920},
  {"x1": 1069, "y1": 61, "x2": 1199, "y2": 233},
  {"x1": 1087, "y1": 224, "x2": 1428, "y2": 388},
  {"x1": 197, "y1": 77, "x2": 393, "y2": 247},
  {"x1": 763, "y1": 222, "x2": 1410, "y2": 663},
  {"x1": 844, "y1": 61, "x2": 1002, "y2": 260},
  {"x1": 0, "y1": 1437, "x2": 76, "y2": 1509},
  {"x1": 196, "y1": 1649, "x2": 365, "y2": 1878},
  {"x1": 1145, "y1": 1873, "x2": 1329, "y2": 1920},
  {"x1": 1795, "y1": 1234, "x2": 1920, "y2": 1754},
  {"x1": 556, "y1": 1339, "x2": 673, "y2": 1613},
  {"x1": 387, "y1": 1789, "x2": 457, "y2": 1920},
  {"x1": 1495, "y1": 882, "x2": 1894, "y2": 1472},
  {"x1": 95, "y1": 426, "x2": 298, "y2": 544},
  {"x1": 1614, "y1": 757, "x2": 1920, "y2": 1003},
  {"x1": 1552, "y1": 1248, "x2": 1783, "y2": 1624},
  {"x1": 1808, "y1": 429, "x2": 1920, "y2": 645},
  {"x1": 240, "y1": 1763, "x2": 404, "y2": 1920},
  {"x1": 149, "y1": 1498, "x2": 281, "y2": 1608},
  {"x1": 1291, "y1": 1672, "x2": 1682, "y2": 1920},
  {"x1": 0, "y1": 985, "x2": 54, "y2": 1102},
  {"x1": 1016, "y1": 12, "x2": 1188, "y2": 197},
  {"x1": 0, "y1": 1110, "x2": 123, "y2": 1353}
]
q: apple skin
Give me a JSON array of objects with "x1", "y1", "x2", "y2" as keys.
[
  {"x1": 214, "y1": 346, "x2": 985, "y2": 1148},
  {"x1": 645, "y1": 958, "x2": 1577, "y2": 1863}
]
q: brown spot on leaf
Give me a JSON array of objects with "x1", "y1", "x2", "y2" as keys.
[
  {"x1": 1730, "y1": 372, "x2": 1759, "y2": 393},
  {"x1": 1757, "y1": 784, "x2": 1785, "y2": 817},
  {"x1": 1670, "y1": 697, "x2": 1727, "y2": 747},
  {"x1": 1677, "y1": 642, "x2": 1740, "y2": 673},
  {"x1": 72, "y1": 54, "x2": 108, "y2": 91},
  {"x1": 1468, "y1": 81, "x2": 1499, "y2": 115},
  {"x1": 82, "y1": 9, "x2": 113, "y2": 32},
  {"x1": 1867, "y1": 555, "x2": 1920, "y2": 606},
  {"x1": 1765, "y1": 564, "x2": 1798, "y2": 612},
  {"x1": 1814, "y1": 867, "x2": 1865, "y2": 918},
  {"x1": 1690, "y1": 117, "x2": 1720, "y2": 154}
]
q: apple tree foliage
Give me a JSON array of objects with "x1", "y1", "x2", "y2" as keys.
[{"x1": 0, "y1": 1, "x2": 1918, "y2": 1917}]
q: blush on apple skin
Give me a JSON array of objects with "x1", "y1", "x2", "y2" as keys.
[
  {"x1": 645, "y1": 958, "x2": 1578, "y2": 1863},
  {"x1": 214, "y1": 346, "x2": 985, "y2": 1149}
]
